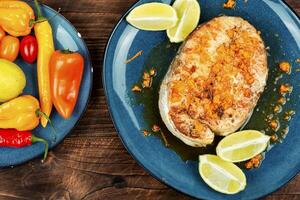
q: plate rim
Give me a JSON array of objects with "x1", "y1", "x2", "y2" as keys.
[
  {"x1": 102, "y1": 0, "x2": 300, "y2": 199},
  {"x1": 0, "y1": 3, "x2": 94, "y2": 168}
]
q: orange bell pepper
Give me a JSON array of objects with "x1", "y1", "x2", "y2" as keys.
[
  {"x1": 0, "y1": 27, "x2": 5, "y2": 41},
  {"x1": 50, "y1": 50, "x2": 84, "y2": 119},
  {"x1": 0, "y1": 1, "x2": 35, "y2": 37}
]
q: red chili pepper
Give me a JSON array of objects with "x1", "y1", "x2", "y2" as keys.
[
  {"x1": 19, "y1": 35, "x2": 38, "y2": 64},
  {"x1": 0, "y1": 129, "x2": 48, "y2": 160}
]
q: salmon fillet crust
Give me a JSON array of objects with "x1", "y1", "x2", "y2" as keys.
[{"x1": 159, "y1": 16, "x2": 268, "y2": 147}]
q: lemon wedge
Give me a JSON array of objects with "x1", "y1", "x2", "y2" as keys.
[
  {"x1": 199, "y1": 155, "x2": 246, "y2": 194},
  {"x1": 126, "y1": 3, "x2": 178, "y2": 31},
  {"x1": 216, "y1": 130, "x2": 270, "y2": 163},
  {"x1": 167, "y1": 0, "x2": 200, "y2": 43}
]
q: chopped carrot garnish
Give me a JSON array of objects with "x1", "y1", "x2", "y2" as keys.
[
  {"x1": 278, "y1": 97, "x2": 286, "y2": 105},
  {"x1": 142, "y1": 72, "x2": 152, "y2": 88},
  {"x1": 273, "y1": 105, "x2": 281, "y2": 113},
  {"x1": 279, "y1": 84, "x2": 292, "y2": 94},
  {"x1": 279, "y1": 61, "x2": 291, "y2": 73},
  {"x1": 152, "y1": 124, "x2": 161, "y2": 132},
  {"x1": 270, "y1": 134, "x2": 277, "y2": 141},
  {"x1": 269, "y1": 120, "x2": 278, "y2": 130},
  {"x1": 245, "y1": 161, "x2": 253, "y2": 169},
  {"x1": 149, "y1": 68, "x2": 157, "y2": 77},
  {"x1": 125, "y1": 50, "x2": 143, "y2": 64},
  {"x1": 142, "y1": 130, "x2": 150, "y2": 136},
  {"x1": 224, "y1": 0, "x2": 236, "y2": 9},
  {"x1": 132, "y1": 85, "x2": 142, "y2": 92}
]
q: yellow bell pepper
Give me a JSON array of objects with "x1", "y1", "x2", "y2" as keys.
[
  {"x1": 0, "y1": 95, "x2": 40, "y2": 131},
  {"x1": 0, "y1": 0, "x2": 35, "y2": 37}
]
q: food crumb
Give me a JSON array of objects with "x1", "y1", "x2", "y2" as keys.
[
  {"x1": 142, "y1": 79, "x2": 152, "y2": 88},
  {"x1": 160, "y1": 131, "x2": 170, "y2": 147},
  {"x1": 269, "y1": 120, "x2": 279, "y2": 130},
  {"x1": 152, "y1": 124, "x2": 161, "y2": 133},
  {"x1": 270, "y1": 134, "x2": 277, "y2": 141},
  {"x1": 296, "y1": 58, "x2": 300, "y2": 63},
  {"x1": 245, "y1": 161, "x2": 253, "y2": 169},
  {"x1": 142, "y1": 130, "x2": 150, "y2": 136},
  {"x1": 223, "y1": 0, "x2": 236, "y2": 9},
  {"x1": 143, "y1": 72, "x2": 150, "y2": 80},
  {"x1": 278, "y1": 97, "x2": 287, "y2": 105},
  {"x1": 279, "y1": 61, "x2": 291, "y2": 74},
  {"x1": 252, "y1": 154, "x2": 263, "y2": 168},
  {"x1": 142, "y1": 72, "x2": 152, "y2": 88},
  {"x1": 279, "y1": 84, "x2": 293, "y2": 94},
  {"x1": 132, "y1": 85, "x2": 142, "y2": 92},
  {"x1": 273, "y1": 105, "x2": 282, "y2": 113},
  {"x1": 245, "y1": 154, "x2": 263, "y2": 169},
  {"x1": 149, "y1": 68, "x2": 157, "y2": 77},
  {"x1": 284, "y1": 110, "x2": 295, "y2": 121}
]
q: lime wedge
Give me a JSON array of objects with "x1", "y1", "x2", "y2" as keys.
[
  {"x1": 126, "y1": 3, "x2": 178, "y2": 31},
  {"x1": 199, "y1": 155, "x2": 246, "y2": 194},
  {"x1": 216, "y1": 130, "x2": 270, "y2": 163},
  {"x1": 167, "y1": 0, "x2": 200, "y2": 43}
]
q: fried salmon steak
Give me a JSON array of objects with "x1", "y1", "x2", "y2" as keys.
[{"x1": 159, "y1": 16, "x2": 268, "y2": 147}]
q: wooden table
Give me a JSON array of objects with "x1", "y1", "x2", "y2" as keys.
[{"x1": 0, "y1": 0, "x2": 299, "y2": 199}]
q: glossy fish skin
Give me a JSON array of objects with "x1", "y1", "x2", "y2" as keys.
[{"x1": 159, "y1": 16, "x2": 268, "y2": 147}]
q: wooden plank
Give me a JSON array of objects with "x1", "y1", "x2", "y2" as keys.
[{"x1": 0, "y1": 0, "x2": 299, "y2": 199}]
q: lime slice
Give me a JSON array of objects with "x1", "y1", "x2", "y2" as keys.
[
  {"x1": 126, "y1": 3, "x2": 178, "y2": 31},
  {"x1": 199, "y1": 155, "x2": 246, "y2": 194},
  {"x1": 167, "y1": 0, "x2": 200, "y2": 43},
  {"x1": 216, "y1": 130, "x2": 270, "y2": 163}
]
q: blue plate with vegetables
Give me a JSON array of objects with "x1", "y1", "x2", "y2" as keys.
[
  {"x1": 0, "y1": 0, "x2": 93, "y2": 167},
  {"x1": 104, "y1": 0, "x2": 300, "y2": 199}
]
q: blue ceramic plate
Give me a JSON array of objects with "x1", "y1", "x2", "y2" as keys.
[
  {"x1": 0, "y1": 3, "x2": 93, "y2": 167},
  {"x1": 103, "y1": 0, "x2": 300, "y2": 199}
]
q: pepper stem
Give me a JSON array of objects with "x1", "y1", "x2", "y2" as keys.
[
  {"x1": 36, "y1": 109, "x2": 57, "y2": 143},
  {"x1": 31, "y1": 1, "x2": 61, "y2": 27},
  {"x1": 31, "y1": 135, "x2": 49, "y2": 161},
  {"x1": 34, "y1": 0, "x2": 44, "y2": 20},
  {"x1": 60, "y1": 49, "x2": 74, "y2": 54}
]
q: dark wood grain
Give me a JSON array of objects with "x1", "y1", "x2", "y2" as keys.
[{"x1": 0, "y1": 0, "x2": 299, "y2": 199}]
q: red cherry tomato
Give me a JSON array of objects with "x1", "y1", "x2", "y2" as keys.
[{"x1": 20, "y1": 35, "x2": 38, "y2": 64}]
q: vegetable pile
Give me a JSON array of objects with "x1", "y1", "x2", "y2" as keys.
[{"x1": 0, "y1": 0, "x2": 85, "y2": 161}]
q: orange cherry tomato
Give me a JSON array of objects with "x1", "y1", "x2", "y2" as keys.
[
  {"x1": 0, "y1": 35, "x2": 20, "y2": 62},
  {"x1": 0, "y1": 27, "x2": 5, "y2": 41}
]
